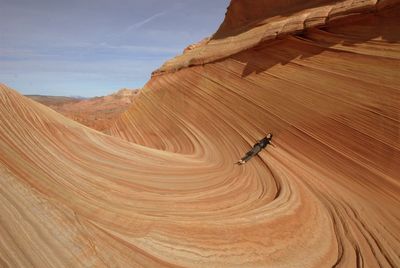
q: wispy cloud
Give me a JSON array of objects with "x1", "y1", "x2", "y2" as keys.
[
  {"x1": 125, "y1": 11, "x2": 167, "y2": 32},
  {"x1": 101, "y1": 10, "x2": 168, "y2": 47}
]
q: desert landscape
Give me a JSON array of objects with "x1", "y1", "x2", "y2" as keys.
[
  {"x1": 0, "y1": 0, "x2": 399, "y2": 267},
  {"x1": 26, "y1": 89, "x2": 140, "y2": 133}
]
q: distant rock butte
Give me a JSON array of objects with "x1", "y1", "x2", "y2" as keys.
[{"x1": 26, "y1": 89, "x2": 140, "y2": 133}]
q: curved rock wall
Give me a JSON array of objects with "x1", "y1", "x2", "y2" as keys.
[{"x1": 0, "y1": 2, "x2": 399, "y2": 268}]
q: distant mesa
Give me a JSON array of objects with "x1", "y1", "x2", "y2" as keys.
[
  {"x1": 26, "y1": 88, "x2": 140, "y2": 133},
  {"x1": 24, "y1": 95, "x2": 81, "y2": 106}
]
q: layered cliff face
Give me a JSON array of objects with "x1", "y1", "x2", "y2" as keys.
[
  {"x1": 0, "y1": 1, "x2": 399, "y2": 267},
  {"x1": 154, "y1": 0, "x2": 400, "y2": 74}
]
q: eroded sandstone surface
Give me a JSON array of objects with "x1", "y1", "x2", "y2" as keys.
[{"x1": 0, "y1": 1, "x2": 399, "y2": 267}]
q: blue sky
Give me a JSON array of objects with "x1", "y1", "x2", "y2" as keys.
[{"x1": 0, "y1": 0, "x2": 229, "y2": 97}]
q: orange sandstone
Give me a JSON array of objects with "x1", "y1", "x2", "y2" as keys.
[{"x1": 0, "y1": 1, "x2": 399, "y2": 267}]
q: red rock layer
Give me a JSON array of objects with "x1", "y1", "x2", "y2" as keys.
[
  {"x1": 154, "y1": 0, "x2": 400, "y2": 74},
  {"x1": 111, "y1": 7, "x2": 400, "y2": 266},
  {"x1": 0, "y1": 3, "x2": 399, "y2": 268}
]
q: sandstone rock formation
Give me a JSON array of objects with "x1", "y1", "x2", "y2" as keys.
[
  {"x1": 0, "y1": 0, "x2": 399, "y2": 267},
  {"x1": 154, "y1": 0, "x2": 400, "y2": 74},
  {"x1": 27, "y1": 89, "x2": 140, "y2": 133}
]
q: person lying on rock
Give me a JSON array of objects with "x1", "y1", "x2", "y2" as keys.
[{"x1": 236, "y1": 133, "x2": 273, "y2": 165}]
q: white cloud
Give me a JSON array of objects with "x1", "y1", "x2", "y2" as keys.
[{"x1": 125, "y1": 11, "x2": 167, "y2": 32}]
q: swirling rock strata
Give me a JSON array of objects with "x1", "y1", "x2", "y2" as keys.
[{"x1": 0, "y1": 2, "x2": 399, "y2": 268}]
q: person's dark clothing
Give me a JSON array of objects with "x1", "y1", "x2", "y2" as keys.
[
  {"x1": 239, "y1": 135, "x2": 272, "y2": 163},
  {"x1": 241, "y1": 144, "x2": 262, "y2": 162},
  {"x1": 258, "y1": 137, "x2": 271, "y2": 148}
]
